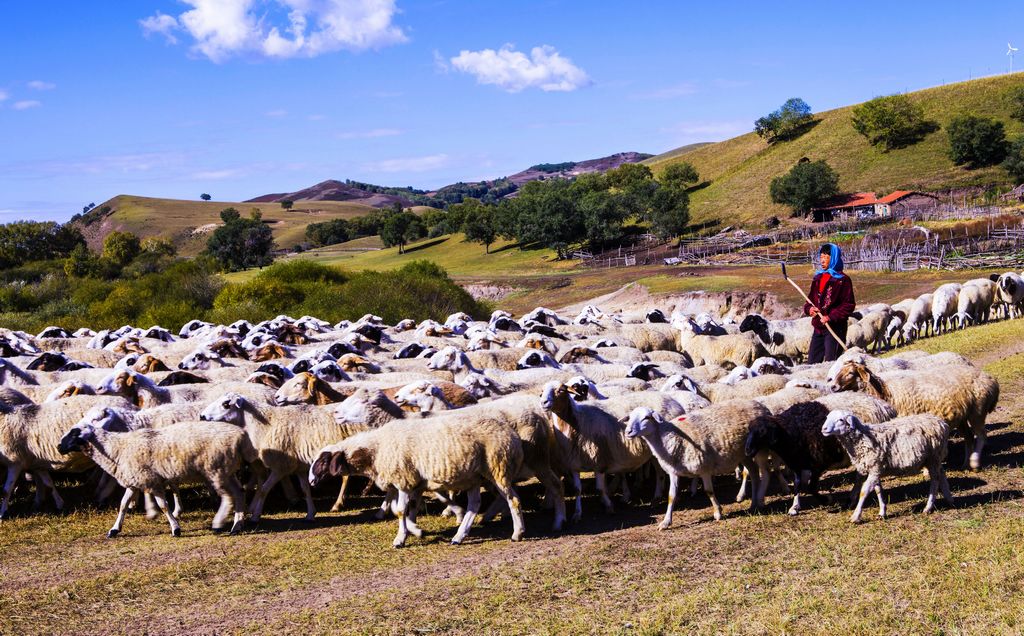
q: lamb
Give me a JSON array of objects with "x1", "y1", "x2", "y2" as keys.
[
  {"x1": 309, "y1": 416, "x2": 527, "y2": 547},
  {"x1": 624, "y1": 399, "x2": 773, "y2": 526},
  {"x1": 392, "y1": 380, "x2": 478, "y2": 412},
  {"x1": 58, "y1": 420, "x2": 253, "y2": 536},
  {"x1": 844, "y1": 308, "x2": 892, "y2": 353},
  {"x1": 829, "y1": 359, "x2": 999, "y2": 469},
  {"x1": 675, "y1": 319, "x2": 769, "y2": 369},
  {"x1": 955, "y1": 281, "x2": 995, "y2": 329},
  {"x1": 744, "y1": 393, "x2": 897, "y2": 514},
  {"x1": 199, "y1": 392, "x2": 371, "y2": 521},
  {"x1": 931, "y1": 283, "x2": 961, "y2": 335},
  {"x1": 821, "y1": 410, "x2": 952, "y2": 523},
  {"x1": 738, "y1": 315, "x2": 814, "y2": 364}
]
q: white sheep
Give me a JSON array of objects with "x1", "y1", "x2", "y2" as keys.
[
  {"x1": 931, "y1": 283, "x2": 961, "y2": 335},
  {"x1": 902, "y1": 293, "x2": 933, "y2": 342},
  {"x1": 58, "y1": 419, "x2": 253, "y2": 536},
  {"x1": 822, "y1": 410, "x2": 952, "y2": 523}
]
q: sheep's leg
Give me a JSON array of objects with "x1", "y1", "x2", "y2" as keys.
[
  {"x1": 923, "y1": 468, "x2": 940, "y2": 514},
  {"x1": 96, "y1": 474, "x2": 118, "y2": 505},
  {"x1": 735, "y1": 467, "x2": 749, "y2": 503},
  {"x1": 211, "y1": 487, "x2": 231, "y2": 530},
  {"x1": 788, "y1": 471, "x2": 802, "y2": 516},
  {"x1": 404, "y1": 495, "x2": 423, "y2": 538},
  {"x1": 969, "y1": 422, "x2": 986, "y2": 471},
  {"x1": 659, "y1": 472, "x2": 679, "y2": 530},
  {"x1": 850, "y1": 474, "x2": 877, "y2": 523},
  {"x1": 698, "y1": 474, "x2": 721, "y2": 521},
  {"x1": 153, "y1": 493, "x2": 181, "y2": 537},
  {"x1": 571, "y1": 473, "x2": 583, "y2": 522},
  {"x1": 33, "y1": 471, "x2": 64, "y2": 511},
  {"x1": 874, "y1": 481, "x2": 886, "y2": 519},
  {"x1": 249, "y1": 469, "x2": 284, "y2": 522},
  {"x1": 143, "y1": 492, "x2": 160, "y2": 519},
  {"x1": 491, "y1": 481, "x2": 525, "y2": 542},
  {"x1": 620, "y1": 474, "x2": 633, "y2": 505},
  {"x1": 280, "y1": 476, "x2": 300, "y2": 503},
  {"x1": 376, "y1": 486, "x2": 395, "y2": 520},
  {"x1": 481, "y1": 494, "x2": 509, "y2": 523},
  {"x1": 689, "y1": 476, "x2": 699, "y2": 496},
  {"x1": 297, "y1": 472, "x2": 316, "y2": 521},
  {"x1": 171, "y1": 489, "x2": 183, "y2": 519},
  {"x1": 651, "y1": 465, "x2": 665, "y2": 502},
  {"x1": 392, "y1": 490, "x2": 411, "y2": 548},
  {"x1": 451, "y1": 487, "x2": 481, "y2": 545},
  {"x1": 939, "y1": 469, "x2": 954, "y2": 504},
  {"x1": 594, "y1": 473, "x2": 614, "y2": 513},
  {"x1": 533, "y1": 465, "x2": 565, "y2": 532},
  {"x1": 0, "y1": 463, "x2": 22, "y2": 520},
  {"x1": 107, "y1": 487, "x2": 135, "y2": 538},
  {"x1": 227, "y1": 476, "x2": 245, "y2": 535},
  {"x1": 329, "y1": 475, "x2": 349, "y2": 512},
  {"x1": 774, "y1": 468, "x2": 792, "y2": 495},
  {"x1": 753, "y1": 459, "x2": 772, "y2": 510}
]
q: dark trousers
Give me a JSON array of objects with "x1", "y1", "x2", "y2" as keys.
[{"x1": 807, "y1": 321, "x2": 847, "y2": 364}]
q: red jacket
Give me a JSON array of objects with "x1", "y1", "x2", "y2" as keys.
[{"x1": 803, "y1": 272, "x2": 855, "y2": 331}]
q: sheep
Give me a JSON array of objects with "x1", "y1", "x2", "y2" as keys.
[
  {"x1": 738, "y1": 314, "x2": 814, "y2": 364},
  {"x1": 623, "y1": 399, "x2": 773, "y2": 526},
  {"x1": 829, "y1": 359, "x2": 998, "y2": 470},
  {"x1": 57, "y1": 420, "x2": 253, "y2": 536},
  {"x1": 931, "y1": 283, "x2": 961, "y2": 335},
  {"x1": 697, "y1": 374, "x2": 788, "y2": 404},
  {"x1": 44, "y1": 380, "x2": 96, "y2": 402},
  {"x1": 901, "y1": 293, "x2": 933, "y2": 342},
  {"x1": 539, "y1": 381, "x2": 684, "y2": 520},
  {"x1": 0, "y1": 359, "x2": 38, "y2": 386},
  {"x1": 675, "y1": 319, "x2": 769, "y2": 369},
  {"x1": 0, "y1": 395, "x2": 135, "y2": 517},
  {"x1": 199, "y1": 392, "x2": 364, "y2": 522},
  {"x1": 621, "y1": 324, "x2": 679, "y2": 353},
  {"x1": 392, "y1": 380, "x2": 478, "y2": 412},
  {"x1": 996, "y1": 272, "x2": 1024, "y2": 319},
  {"x1": 457, "y1": 372, "x2": 507, "y2": 399},
  {"x1": 955, "y1": 281, "x2": 995, "y2": 329},
  {"x1": 749, "y1": 357, "x2": 789, "y2": 376},
  {"x1": 274, "y1": 372, "x2": 348, "y2": 406},
  {"x1": 850, "y1": 308, "x2": 892, "y2": 352},
  {"x1": 658, "y1": 375, "x2": 713, "y2": 412},
  {"x1": 0, "y1": 386, "x2": 34, "y2": 409},
  {"x1": 753, "y1": 385, "x2": 826, "y2": 415},
  {"x1": 309, "y1": 416, "x2": 527, "y2": 547},
  {"x1": 821, "y1": 410, "x2": 952, "y2": 523},
  {"x1": 744, "y1": 393, "x2": 896, "y2": 515},
  {"x1": 97, "y1": 369, "x2": 275, "y2": 408}
]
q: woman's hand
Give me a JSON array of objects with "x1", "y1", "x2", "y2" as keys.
[
  {"x1": 820, "y1": 314, "x2": 830, "y2": 324},
  {"x1": 809, "y1": 306, "x2": 820, "y2": 317}
]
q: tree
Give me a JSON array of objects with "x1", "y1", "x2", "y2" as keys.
[
  {"x1": 220, "y1": 207, "x2": 241, "y2": 223},
  {"x1": 102, "y1": 231, "x2": 142, "y2": 267},
  {"x1": 200, "y1": 193, "x2": 212, "y2": 201},
  {"x1": 305, "y1": 218, "x2": 350, "y2": 246},
  {"x1": 0, "y1": 221, "x2": 85, "y2": 269},
  {"x1": 659, "y1": 162, "x2": 700, "y2": 190},
  {"x1": 280, "y1": 199, "x2": 294, "y2": 210},
  {"x1": 578, "y1": 189, "x2": 627, "y2": 249},
  {"x1": 380, "y1": 211, "x2": 414, "y2": 253},
  {"x1": 769, "y1": 159, "x2": 840, "y2": 217},
  {"x1": 947, "y1": 115, "x2": 1007, "y2": 168},
  {"x1": 141, "y1": 237, "x2": 177, "y2": 257},
  {"x1": 205, "y1": 211, "x2": 274, "y2": 271},
  {"x1": 82, "y1": 202, "x2": 96, "y2": 214},
  {"x1": 754, "y1": 98, "x2": 814, "y2": 142},
  {"x1": 851, "y1": 94, "x2": 937, "y2": 150},
  {"x1": 648, "y1": 186, "x2": 690, "y2": 239},
  {"x1": 63, "y1": 243, "x2": 102, "y2": 278},
  {"x1": 455, "y1": 199, "x2": 498, "y2": 253},
  {"x1": 1006, "y1": 86, "x2": 1024, "y2": 123},
  {"x1": 1002, "y1": 136, "x2": 1024, "y2": 183}
]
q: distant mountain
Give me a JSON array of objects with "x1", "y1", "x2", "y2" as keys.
[{"x1": 248, "y1": 151, "x2": 655, "y2": 208}]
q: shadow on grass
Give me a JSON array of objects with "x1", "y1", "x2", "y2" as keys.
[{"x1": 403, "y1": 237, "x2": 449, "y2": 254}]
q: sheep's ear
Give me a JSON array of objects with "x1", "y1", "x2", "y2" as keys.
[
  {"x1": 124, "y1": 373, "x2": 135, "y2": 387},
  {"x1": 327, "y1": 451, "x2": 349, "y2": 476}
]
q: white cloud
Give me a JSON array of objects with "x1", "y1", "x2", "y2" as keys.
[
  {"x1": 362, "y1": 153, "x2": 448, "y2": 173},
  {"x1": 630, "y1": 83, "x2": 698, "y2": 100},
  {"x1": 449, "y1": 44, "x2": 591, "y2": 93},
  {"x1": 192, "y1": 168, "x2": 244, "y2": 180},
  {"x1": 307, "y1": 114, "x2": 327, "y2": 121},
  {"x1": 337, "y1": 127, "x2": 401, "y2": 139},
  {"x1": 265, "y1": 109, "x2": 288, "y2": 117},
  {"x1": 27, "y1": 80, "x2": 56, "y2": 91},
  {"x1": 139, "y1": 12, "x2": 180, "y2": 44},
  {"x1": 141, "y1": 0, "x2": 407, "y2": 63},
  {"x1": 0, "y1": 90, "x2": 7, "y2": 102},
  {"x1": 12, "y1": 100, "x2": 41, "y2": 110}
]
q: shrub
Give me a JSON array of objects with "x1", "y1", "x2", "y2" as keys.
[
  {"x1": 852, "y1": 94, "x2": 937, "y2": 150},
  {"x1": 947, "y1": 115, "x2": 1007, "y2": 168},
  {"x1": 754, "y1": 98, "x2": 814, "y2": 143},
  {"x1": 770, "y1": 159, "x2": 840, "y2": 216},
  {"x1": 1002, "y1": 136, "x2": 1024, "y2": 183}
]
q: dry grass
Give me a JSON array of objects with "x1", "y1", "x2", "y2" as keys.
[{"x1": 2, "y1": 293, "x2": 1023, "y2": 635}]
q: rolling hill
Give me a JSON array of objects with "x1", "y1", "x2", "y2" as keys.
[
  {"x1": 645, "y1": 73, "x2": 1024, "y2": 227},
  {"x1": 76, "y1": 195, "x2": 383, "y2": 255}
]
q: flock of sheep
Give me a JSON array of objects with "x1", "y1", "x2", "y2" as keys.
[{"x1": 0, "y1": 269, "x2": 1011, "y2": 547}]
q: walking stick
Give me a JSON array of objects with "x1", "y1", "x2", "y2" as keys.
[{"x1": 780, "y1": 263, "x2": 847, "y2": 351}]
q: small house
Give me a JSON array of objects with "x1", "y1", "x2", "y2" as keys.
[{"x1": 812, "y1": 190, "x2": 938, "y2": 222}]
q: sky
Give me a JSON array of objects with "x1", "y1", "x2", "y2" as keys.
[{"x1": 3, "y1": 1, "x2": 1024, "y2": 222}]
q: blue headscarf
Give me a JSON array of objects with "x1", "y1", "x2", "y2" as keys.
[{"x1": 816, "y1": 243, "x2": 845, "y2": 279}]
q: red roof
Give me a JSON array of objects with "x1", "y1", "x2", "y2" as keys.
[{"x1": 813, "y1": 190, "x2": 918, "y2": 211}]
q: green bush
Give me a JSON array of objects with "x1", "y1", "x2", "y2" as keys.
[{"x1": 947, "y1": 114, "x2": 1007, "y2": 168}]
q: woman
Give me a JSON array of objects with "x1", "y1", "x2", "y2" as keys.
[{"x1": 804, "y1": 243, "x2": 855, "y2": 363}]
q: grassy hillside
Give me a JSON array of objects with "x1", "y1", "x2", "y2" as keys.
[
  {"x1": 77, "y1": 195, "x2": 390, "y2": 255},
  {"x1": 646, "y1": 73, "x2": 1024, "y2": 227}
]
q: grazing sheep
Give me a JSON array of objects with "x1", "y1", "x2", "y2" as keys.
[
  {"x1": 901, "y1": 294, "x2": 931, "y2": 342},
  {"x1": 622, "y1": 323, "x2": 679, "y2": 353},
  {"x1": 753, "y1": 385, "x2": 826, "y2": 415},
  {"x1": 392, "y1": 380, "x2": 478, "y2": 412},
  {"x1": 44, "y1": 380, "x2": 96, "y2": 402},
  {"x1": 845, "y1": 308, "x2": 892, "y2": 353},
  {"x1": 996, "y1": 272, "x2": 1024, "y2": 319},
  {"x1": 738, "y1": 315, "x2": 814, "y2": 364},
  {"x1": 675, "y1": 320, "x2": 768, "y2": 369},
  {"x1": 310, "y1": 416, "x2": 527, "y2": 547},
  {"x1": 624, "y1": 399, "x2": 773, "y2": 526},
  {"x1": 821, "y1": 410, "x2": 952, "y2": 523},
  {"x1": 931, "y1": 283, "x2": 961, "y2": 335},
  {"x1": 274, "y1": 372, "x2": 348, "y2": 406},
  {"x1": 829, "y1": 359, "x2": 998, "y2": 469},
  {"x1": 744, "y1": 393, "x2": 896, "y2": 514},
  {"x1": 698, "y1": 374, "x2": 788, "y2": 403},
  {"x1": 955, "y1": 280, "x2": 995, "y2": 329},
  {"x1": 58, "y1": 420, "x2": 253, "y2": 536}
]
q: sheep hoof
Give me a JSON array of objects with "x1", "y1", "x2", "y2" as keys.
[
  {"x1": 787, "y1": 508, "x2": 800, "y2": 516},
  {"x1": 510, "y1": 533, "x2": 523, "y2": 542},
  {"x1": 229, "y1": 525, "x2": 242, "y2": 536},
  {"x1": 450, "y1": 539, "x2": 462, "y2": 546},
  {"x1": 393, "y1": 542, "x2": 406, "y2": 549},
  {"x1": 145, "y1": 512, "x2": 159, "y2": 520},
  {"x1": 171, "y1": 528, "x2": 181, "y2": 537},
  {"x1": 106, "y1": 529, "x2": 120, "y2": 538},
  {"x1": 408, "y1": 525, "x2": 423, "y2": 538},
  {"x1": 657, "y1": 522, "x2": 671, "y2": 531},
  {"x1": 329, "y1": 505, "x2": 342, "y2": 513}
]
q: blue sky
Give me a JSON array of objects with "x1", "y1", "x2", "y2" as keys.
[{"x1": 3, "y1": 1, "x2": 1024, "y2": 222}]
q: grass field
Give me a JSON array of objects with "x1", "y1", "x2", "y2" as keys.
[
  {"x1": 80, "y1": 195, "x2": 384, "y2": 256},
  {"x1": 2, "y1": 279, "x2": 1023, "y2": 634},
  {"x1": 646, "y1": 73, "x2": 1024, "y2": 227}
]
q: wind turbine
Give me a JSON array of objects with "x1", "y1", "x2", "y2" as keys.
[{"x1": 1009, "y1": 42, "x2": 1019, "y2": 73}]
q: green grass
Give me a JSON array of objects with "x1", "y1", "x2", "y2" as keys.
[{"x1": 646, "y1": 73, "x2": 1024, "y2": 227}]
